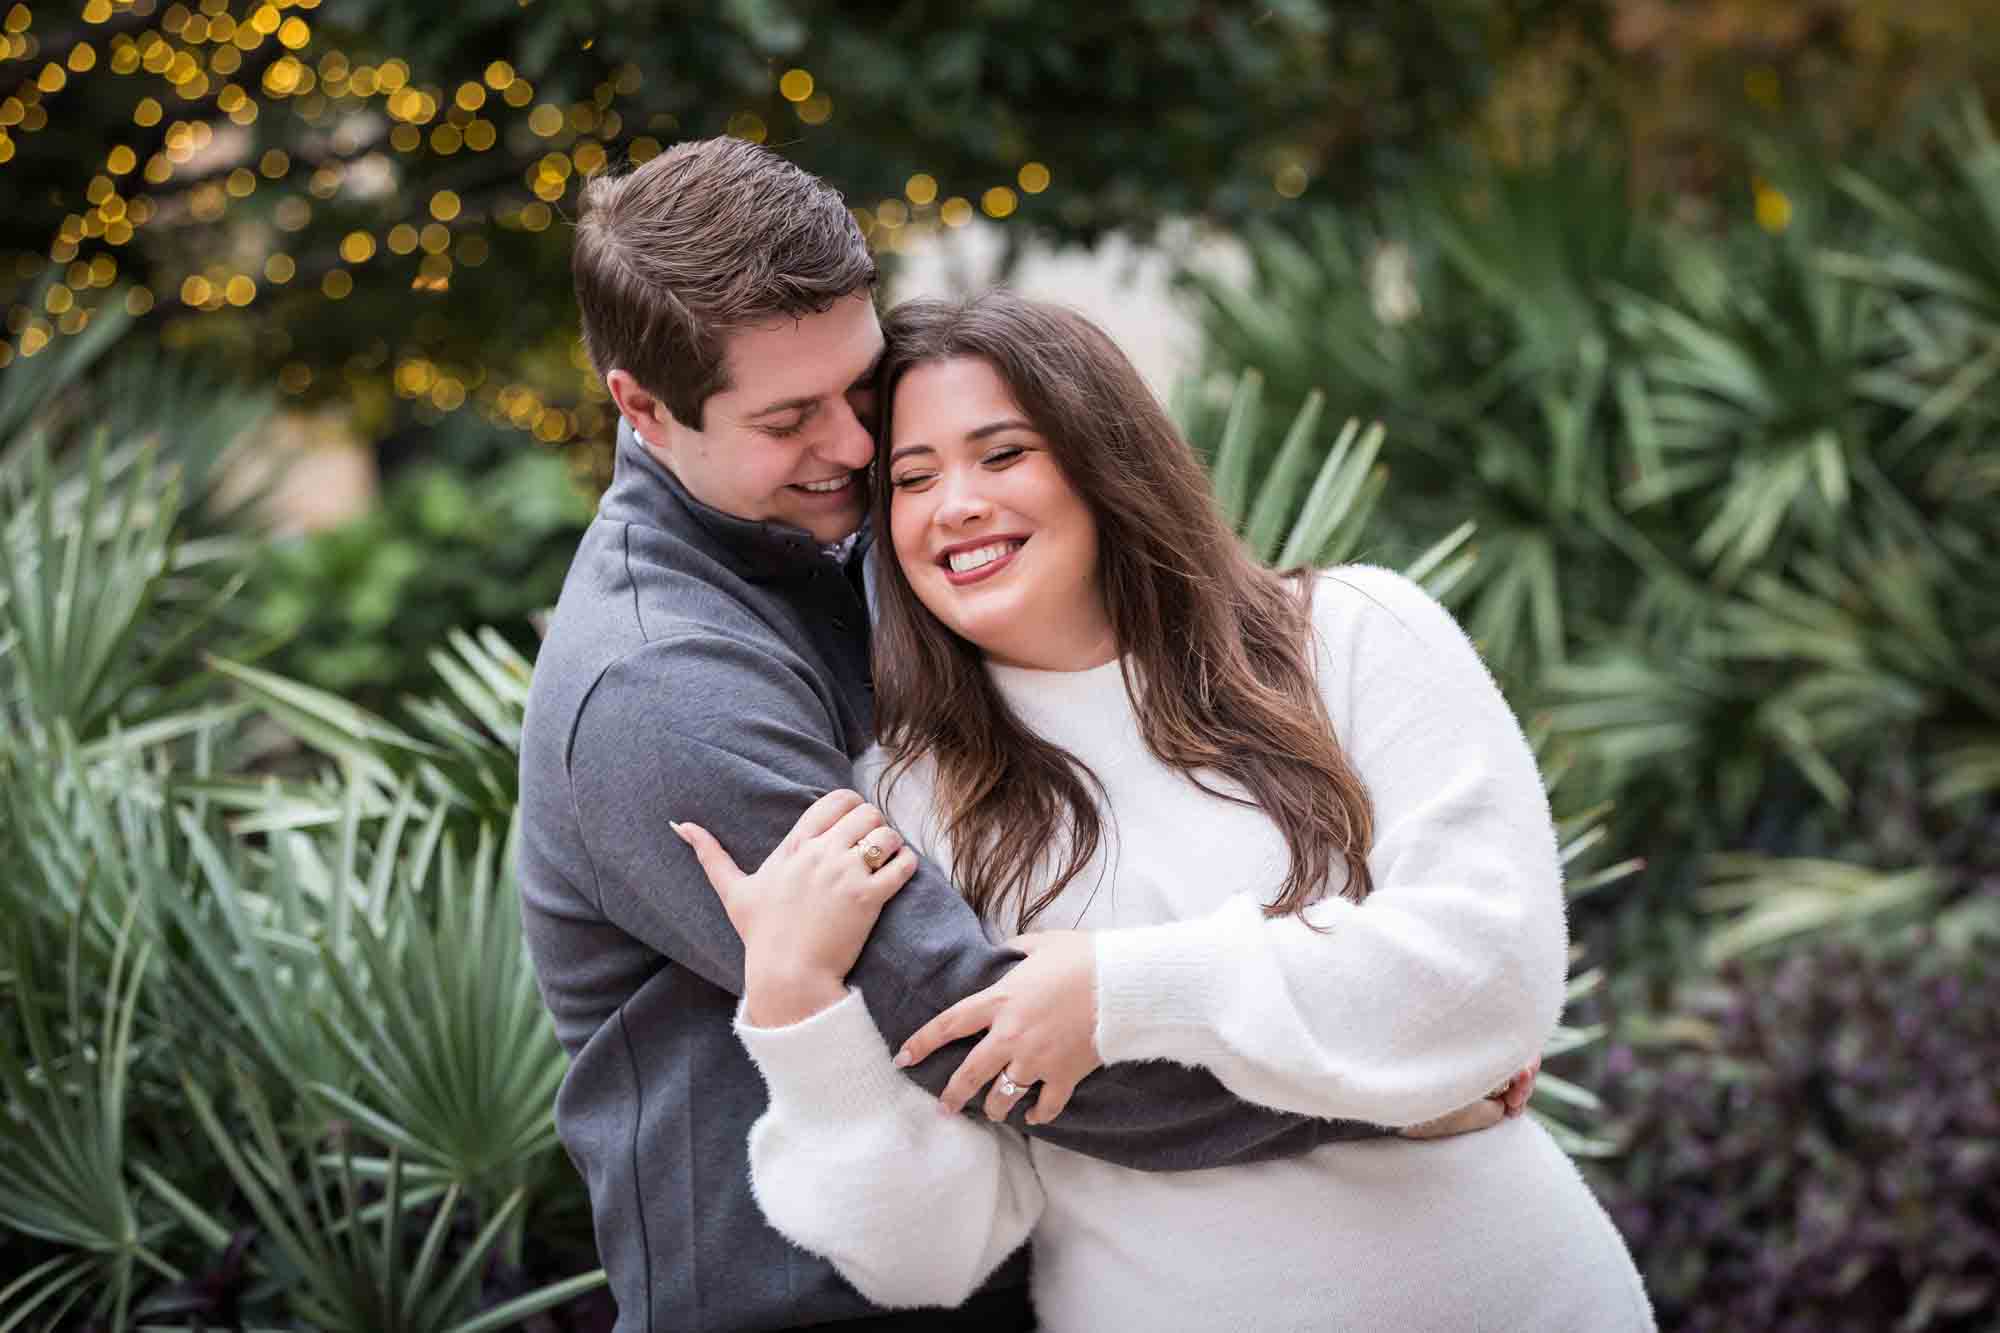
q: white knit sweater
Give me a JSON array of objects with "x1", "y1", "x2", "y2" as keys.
[{"x1": 736, "y1": 566, "x2": 1654, "y2": 1331}]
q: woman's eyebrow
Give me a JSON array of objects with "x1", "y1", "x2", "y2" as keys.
[
  {"x1": 889, "y1": 418, "x2": 1036, "y2": 463},
  {"x1": 967, "y1": 418, "x2": 1034, "y2": 441}
]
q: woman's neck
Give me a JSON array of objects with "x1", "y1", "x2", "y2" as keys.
[{"x1": 981, "y1": 626, "x2": 1120, "y2": 674}]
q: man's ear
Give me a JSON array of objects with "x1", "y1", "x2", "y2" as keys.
[{"x1": 606, "y1": 369, "x2": 674, "y2": 447}]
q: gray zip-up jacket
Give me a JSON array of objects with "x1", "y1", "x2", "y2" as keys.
[{"x1": 519, "y1": 423, "x2": 1385, "y2": 1333}]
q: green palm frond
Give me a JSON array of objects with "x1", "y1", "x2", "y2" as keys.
[
  {"x1": 1830, "y1": 92, "x2": 2000, "y2": 329},
  {"x1": 206, "y1": 622, "x2": 531, "y2": 829},
  {"x1": 1616, "y1": 233, "x2": 1894, "y2": 582},
  {"x1": 0, "y1": 438, "x2": 246, "y2": 745},
  {"x1": 308, "y1": 818, "x2": 568, "y2": 1235},
  {"x1": 181, "y1": 1065, "x2": 602, "y2": 1333},
  {"x1": 1700, "y1": 854, "x2": 1948, "y2": 965},
  {"x1": 0, "y1": 901, "x2": 176, "y2": 1333}
]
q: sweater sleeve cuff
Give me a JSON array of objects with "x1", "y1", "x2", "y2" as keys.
[
  {"x1": 1093, "y1": 905, "x2": 1243, "y2": 1065},
  {"x1": 1094, "y1": 893, "x2": 1366, "y2": 1067},
  {"x1": 735, "y1": 988, "x2": 925, "y2": 1118}
]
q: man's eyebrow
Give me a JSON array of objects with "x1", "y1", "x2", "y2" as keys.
[
  {"x1": 745, "y1": 393, "x2": 820, "y2": 421},
  {"x1": 745, "y1": 346, "x2": 886, "y2": 420},
  {"x1": 887, "y1": 419, "x2": 1035, "y2": 464}
]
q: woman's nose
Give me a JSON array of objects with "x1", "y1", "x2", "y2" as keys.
[{"x1": 934, "y1": 472, "x2": 993, "y2": 526}]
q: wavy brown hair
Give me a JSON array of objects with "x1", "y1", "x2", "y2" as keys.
[{"x1": 870, "y1": 292, "x2": 1376, "y2": 934}]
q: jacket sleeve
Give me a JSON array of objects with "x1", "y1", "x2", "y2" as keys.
[
  {"x1": 735, "y1": 988, "x2": 1043, "y2": 1308},
  {"x1": 564, "y1": 631, "x2": 1385, "y2": 1171},
  {"x1": 1089, "y1": 567, "x2": 1571, "y2": 1127}
]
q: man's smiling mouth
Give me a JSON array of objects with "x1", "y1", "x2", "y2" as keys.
[{"x1": 793, "y1": 474, "x2": 854, "y2": 494}]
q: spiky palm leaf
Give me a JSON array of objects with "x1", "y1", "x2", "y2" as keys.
[
  {"x1": 0, "y1": 903, "x2": 174, "y2": 1333},
  {"x1": 308, "y1": 818, "x2": 569, "y2": 1242},
  {"x1": 178, "y1": 1067, "x2": 602, "y2": 1333},
  {"x1": 0, "y1": 438, "x2": 248, "y2": 747}
]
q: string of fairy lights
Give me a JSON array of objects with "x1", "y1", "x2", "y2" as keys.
[{"x1": 0, "y1": 0, "x2": 1063, "y2": 447}]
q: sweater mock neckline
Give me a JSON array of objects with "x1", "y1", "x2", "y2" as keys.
[{"x1": 983, "y1": 654, "x2": 1136, "y2": 739}]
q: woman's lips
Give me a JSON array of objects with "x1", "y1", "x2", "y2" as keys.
[{"x1": 939, "y1": 537, "x2": 1026, "y2": 586}]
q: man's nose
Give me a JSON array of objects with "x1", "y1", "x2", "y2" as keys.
[{"x1": 814, "y1": 398, "x2": 875, "y2": 471}]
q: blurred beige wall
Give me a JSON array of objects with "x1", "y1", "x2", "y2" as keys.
[
  {"x1": 213, "y1": 405, "x2": 377, "y2": 535},
  {"x1": 888, "y1": 221, "x2": 1247, "y2": 402}
]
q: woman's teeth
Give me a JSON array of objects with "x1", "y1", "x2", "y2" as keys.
[
  {"x1": 798, "y1": 475, "x2": 850, "y2": 493},
  {"x1": 947, "y1": 540, "x2": 1022, "y2": 574}
]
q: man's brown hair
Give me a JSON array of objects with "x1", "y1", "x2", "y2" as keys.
[{"x1": 572, "y1": 138, "x2": 877, "y2": 428}]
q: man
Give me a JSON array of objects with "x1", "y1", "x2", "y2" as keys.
[{"x1": 519, "y1": 138, "x2": 1524, "y2": 1333}]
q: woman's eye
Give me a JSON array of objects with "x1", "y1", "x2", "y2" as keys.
[
  {"x1": 983, "y1": 446, "x2": 1025, "y2": 466},
  {"x1": 889, "y1": 472, "x2": 936, "y2": 490}
]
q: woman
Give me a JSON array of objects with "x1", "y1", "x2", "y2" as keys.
[{"x1": 673, "y1": 292, "x2": 1654, "y2": 1330}]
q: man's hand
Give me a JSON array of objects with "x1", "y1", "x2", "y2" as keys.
[
  {"x1": 674, "y1": 789, "x2": 917, "y2": 1027},
  {"x1": 894, "y1": 931, "x2": 1101, "y2": 1126},
  {"x1": 1399, "y1": 1057, "x2": 1541, "y2": 1140}
]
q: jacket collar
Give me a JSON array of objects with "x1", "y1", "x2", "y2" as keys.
[{"x1": 601, "y1": 416, "x2": 867, "y2": 581}]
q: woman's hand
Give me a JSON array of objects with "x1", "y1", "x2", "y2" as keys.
[
  {"x1": 893, "y1": 931, "x2": 1101, "y2": 1126},
  {"x1": 1398, "y1": 1057, "x2": 1541, "y2": 1140},
  {"x1": 674, "y1": 789, "x2": 917, "y2": 1027}
]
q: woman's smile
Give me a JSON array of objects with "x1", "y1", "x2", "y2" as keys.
[{"x1": 939, "y1": 535, "x2": 1028, "y2": 585}]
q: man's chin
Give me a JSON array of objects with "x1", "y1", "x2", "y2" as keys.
[
  {"x1": 792, "y1": 510, "x2": 866, "y2": 546},
  {"x1": 781, "y1": 497, "x2": 867, "y2": 546}
]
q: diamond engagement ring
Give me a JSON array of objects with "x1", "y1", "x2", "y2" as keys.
[{"x1": 997, "y1": 1072, "x2": 1027, "y2": 1098}]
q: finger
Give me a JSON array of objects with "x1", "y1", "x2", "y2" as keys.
[
  {"x1": 823, "y1": 801, "x2": 888, "y2": 853},
  {"x1": 894, "y1": 990, "x2": 1000, "y2": 1068},
  {"x1": 874, "y1": 845, "x2": 918, "y2": 899},
  {"x1": 671, "y1": 822, "x2": 746, "y2": 895},
  {"x1": 856, "y1": 826, "x2": 904, "y2": 873},
  {"x1": 982, "y1": 1068, "x2": 1033, "y2": 1123},
  {"x1": 939, "y1": 1033, "x2": 1014, "y2": 1115},
  {"x1": 1400, "y1": 1098, "x2": 1505, "y2": 1140},
  {"x1": 1502, "y1": 1070, "x2": 1534, "y2": 1116},
  {"x1": 793, "y1": 789, "x2": 865, "y2": 841},
  {"x1": 1025, "y1": 1077, "x2": 1075, "y2": 1126}
]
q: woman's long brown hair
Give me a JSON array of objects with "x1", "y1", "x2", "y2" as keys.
[{"x1": 870, "y1": 292, "x2": 1376, "y2": 933}]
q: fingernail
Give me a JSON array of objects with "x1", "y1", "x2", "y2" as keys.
[
  {"x1": 936, "y1": 1100, "x2": 955, "y2": 1117},
  {"x1": 892, "y1": 1050, "x2": 913, "y2": 1068}
]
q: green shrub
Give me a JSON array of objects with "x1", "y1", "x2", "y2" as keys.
[
  {"x1": 1185, "y1": 114, "x2": 2000, "y2": 973},
  {"x1": 0, "y1": 343, "x2": 604, "y2": 1330},
  {"x1": 1591, "y1": 925, "x2": 2000, "y2": 1331},
  {"x1": 249, "y1": 450, "x2": 591, "y2": 713}
]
